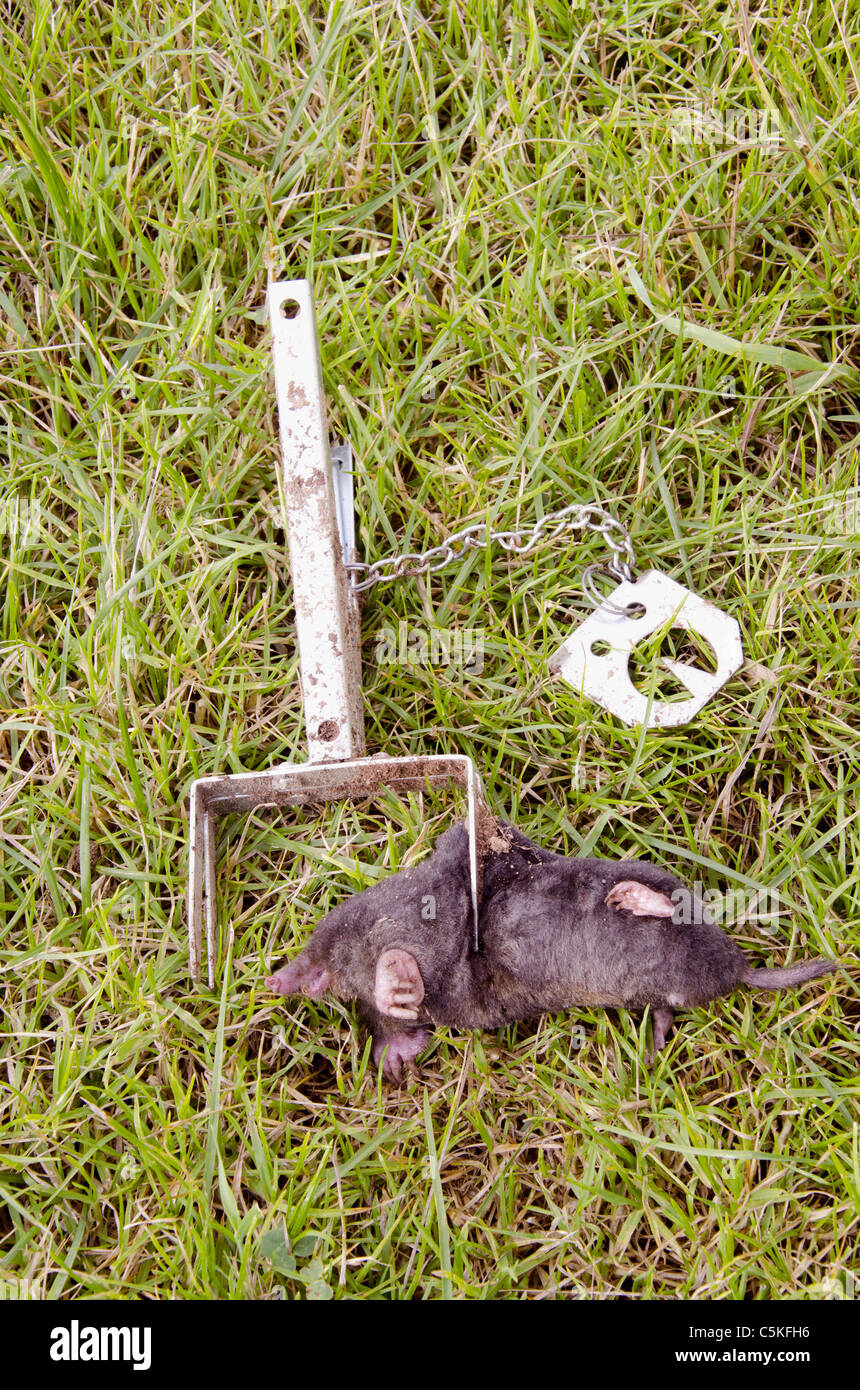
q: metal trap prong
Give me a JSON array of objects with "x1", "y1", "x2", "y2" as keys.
[
  {"x1": 187, "y1": 280, "x2": 493, "y2": 986},
  {"x1": 188, "y1": 753, "x2": 491, "y2": 987}
]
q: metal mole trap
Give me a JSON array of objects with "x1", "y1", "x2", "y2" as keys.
[
  {"x1": 189, "y1": 281, "x2": 746, "y2": 982},
  {"x1": 188, "y1": 279, "x2": 493, "y2": 987}
]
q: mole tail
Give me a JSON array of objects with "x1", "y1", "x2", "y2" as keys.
[{"x1": 741, "y1": 957, "x2": 837, "y2": 990}]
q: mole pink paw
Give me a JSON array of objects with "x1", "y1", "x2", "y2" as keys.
[
  {"x1": 372, "y1": 1029, "x2": 430, "y2": 1082},
  {"x1": 605, "y1": 880, "x2": 676, "y2": 919},
  {"x1": 646, "y1": 1007, "x2": 675, "y2": 1063},
  {"x1": 374, "y1": 948, "x2": 425, "y2": 1019}
]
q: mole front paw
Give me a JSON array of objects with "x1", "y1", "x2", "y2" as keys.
[
  {"x1": 605, "y1": 880, "x2": 676, "y2": 919},
  {"x1": 372, "y1": 1028, "x2": 431, "y2": 1082},
  {"x1": 374, "y1": 947, "x2": 425, "y2": 1019}
]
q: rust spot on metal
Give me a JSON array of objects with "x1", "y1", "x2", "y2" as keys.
[{"x1": 317, "y1": 719, "x2": 340, "y2": 742}]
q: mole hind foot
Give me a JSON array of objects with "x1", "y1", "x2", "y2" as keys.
[
  {"x1": 606, "y1": 880, "x2": 676, "y2": 919},
  {"x1": 646, "y1": 1007, "x2": 675, "y2": 1063},
  {"x1": 372, "y1": 1028, "x2": 431, "y2": 1083}
]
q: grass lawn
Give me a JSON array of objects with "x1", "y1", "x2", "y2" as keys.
[{"x1": 1, "y1": 0, "x2": 859, "y2": 1300}]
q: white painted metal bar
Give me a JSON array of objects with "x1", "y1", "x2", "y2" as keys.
[{"x1": 267, "y1": 280, "x2": 364, "y2": 762}]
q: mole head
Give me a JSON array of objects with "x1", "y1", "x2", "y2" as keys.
[{"x1": 266, "y1": 909, "x2": 423, "y2": 1013}]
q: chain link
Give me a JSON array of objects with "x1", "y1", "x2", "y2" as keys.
[{"x1": 345, "y1": 503, "x2": 637, "y2": 594}]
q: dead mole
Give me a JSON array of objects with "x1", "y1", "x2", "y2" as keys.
[{"x1": 266, "y1": 822, "x2": 837, "y2": 1080}]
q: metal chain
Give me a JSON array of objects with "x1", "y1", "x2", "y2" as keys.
[{"x1": 345, "y1": 502, "x2": 637, "y2": 597}]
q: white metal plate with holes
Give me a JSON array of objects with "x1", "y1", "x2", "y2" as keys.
[{"x1": 549, "y1": 569, "x2": 743, "y2": 728}]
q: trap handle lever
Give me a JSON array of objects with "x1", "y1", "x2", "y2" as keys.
[{"x1": 268, "y1": 280, "x2": 365, "y2": 763}]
